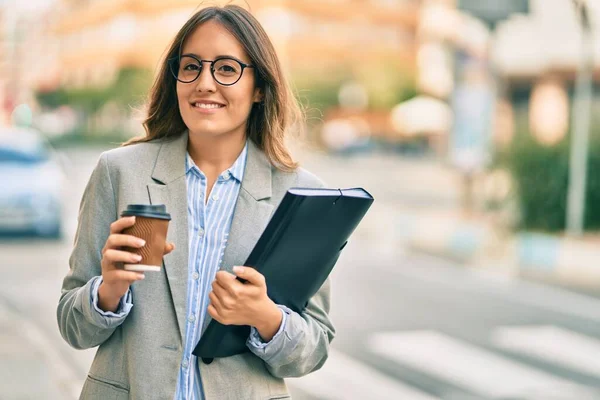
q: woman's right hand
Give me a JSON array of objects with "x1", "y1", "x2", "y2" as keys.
[{"x1": 97, "y1": 216, "x2": 146, "y2": 312}]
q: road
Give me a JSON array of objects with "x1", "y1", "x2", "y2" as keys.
[{"x1": 2, "y1": 145, "x2": 600, "y2": 399}]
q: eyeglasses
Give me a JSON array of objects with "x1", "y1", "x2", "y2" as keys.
[{"x1": 169, "y1": 54, "x2": 255, "y2": 86}]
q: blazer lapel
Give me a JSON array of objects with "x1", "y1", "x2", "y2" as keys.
[
  {"x1": 201, "y1": 140, "x2": 274, "y2": 334},
  {"x1": 147, "y1": 132, "x2": 189, "y2": 344}
]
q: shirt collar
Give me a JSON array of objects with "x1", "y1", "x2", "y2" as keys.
[{"x1": 185, "y1": 140, "x2": 248, "y2": 183}]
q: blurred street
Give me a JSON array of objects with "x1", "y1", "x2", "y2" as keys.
[
  {"x1": 3, "y1": 146, "x2": 600, "y2": 399},
  {"x1": 1, "y1": 0, "x2": 600, "y2": 398}
]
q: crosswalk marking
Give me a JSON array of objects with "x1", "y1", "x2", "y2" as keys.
[
  {"x1": 287, "y1": 348, "x2": 439, "y2": 400},
  {"x1": 492, "y1": 325, "x2": 600, "y2": 379},
  {"x1": 368, "y1": 330, "x2": 599, "y2": 399}
]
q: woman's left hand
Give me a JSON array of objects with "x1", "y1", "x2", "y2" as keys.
[{"x1": 208, "y1": 266, "x2": 283, "y2": 341}]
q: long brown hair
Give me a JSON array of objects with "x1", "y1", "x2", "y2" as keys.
[{"x1": 123, "y1": 5, "x2": 301, "y2": 171}]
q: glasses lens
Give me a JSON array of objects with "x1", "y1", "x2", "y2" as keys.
[
  {"x1": 213, "y1": 58, "x2": 242, "y2": 85},
  {"x1": 176, "y1": 56, "x2": 201, "y2": 83}
]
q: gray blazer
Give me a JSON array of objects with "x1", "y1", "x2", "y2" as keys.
[{"x1": 57, "y1": 132, "x2": 335, "y2": 400}]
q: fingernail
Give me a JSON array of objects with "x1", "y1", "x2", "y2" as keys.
[
  {"x1": 233, "y1": 266, "x2": 244, "y2": 274},
  {"x1": 134, "y1": 254, "x2": 142, "y2": 261},
  {"x1": 137, "y1": 239, "x2": 146, "y2": 246},
  {"x1": 139, "y1": 274, "x2": 145, "y2": 280}
]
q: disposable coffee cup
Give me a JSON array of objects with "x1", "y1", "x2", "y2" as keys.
[{"x1": 120, "y1": 204, "x2": 171, "y2": 272}]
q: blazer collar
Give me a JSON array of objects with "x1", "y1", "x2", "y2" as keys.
[
  {"x1": 242, "y1": 139, "x2": 272, "y2": 201},
  {"x1": 151, "y1": 132, "x2": 188, "y2": 185},
  {"x1": 151, "y1": 131, "x2": 272, "y2": 201}
]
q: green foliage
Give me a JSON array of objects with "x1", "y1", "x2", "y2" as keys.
[
  {"x1": 36, "y1": 90, "x2": 69, "y2": 109},
  {"x1": 296, "y1": 80, "x2": 342, "y2": 114},
  {"x1": 292, "y1": 65, "x2": 417, "y2": 114},
  {"x1": 36, "y1": 68, "x2": 152, "y2": 115},
  {"x1": 46, "y1": 129, "x2": 130, "y2": 148},
  {"x1": 392, "y1": 84, "x2": 418, "y2": 106},
  {"x1": 109, "y1": 68, "x2": 153, "y2": 108},
  {"x1": 360, "y1": 64, "x2": 416, "y2": 109},
  {"x1": 502, "y1": 127, "x2": 600, "y2": 232}
]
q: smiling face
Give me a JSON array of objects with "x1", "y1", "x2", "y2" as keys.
[{"x1": 176, "y1": 20, "x2": 262, "y2": 141}]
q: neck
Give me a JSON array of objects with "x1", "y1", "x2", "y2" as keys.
[{"x1": 187, "y1": 131, "x2": 246, "y2": 173}]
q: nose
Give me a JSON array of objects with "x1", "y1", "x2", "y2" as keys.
[{"x1": 194, "y1": 62, "x2": 216, "y2": 93}]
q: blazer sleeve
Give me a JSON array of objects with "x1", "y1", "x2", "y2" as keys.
[
  {"x1": 56, "y1": 152, "x2": 124, "y2": 350},
  {"x1": 248, "y1": 277, "x2": 335, "y2": 378},
  {"x1": 245, "y1": 167, "x2": 336, "y2": 377}
]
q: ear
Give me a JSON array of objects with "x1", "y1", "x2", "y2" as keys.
[{"x1": 253, "y1": 87, "x2": 264, "y2": 104}]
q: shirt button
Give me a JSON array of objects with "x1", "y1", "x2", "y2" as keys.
[
  {"x1": 182, "y1": 359, "x2": 189, "y2": 369},
  {"x1": 221, "y1": 171, "x2": 230, "y2": 180},
  {"x1": 212, "y1": 194, "x2": 219, "y2": 201},
  {"x1": 198, "y1": 228, "x2": 204, "y2": 237},
  {"x1": 192, "y1": 272, "x2": 199, "y2": 280},
  {"x1": 188, "y1": 315, "x2": 196, "y2": 323}
]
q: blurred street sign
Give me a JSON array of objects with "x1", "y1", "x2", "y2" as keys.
[
  {"x1": 449, "y1": 52, "x2": 494, "y2": 174},
  {"x1": 458, "y1": 0, "x2": 529, "y2": 27}
]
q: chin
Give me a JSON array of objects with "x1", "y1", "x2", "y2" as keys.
[
  {"x1": 184, "y1": 119, "x2": 219, "y2": 134},
  {"x1": 187, "y1": 124, "x2": 237, "y2": 139},
  {"x1": 186, "y1": 119, "x2": 246, "y2": 139}
]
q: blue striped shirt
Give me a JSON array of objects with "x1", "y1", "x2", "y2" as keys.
[{"x1": 175, "y1": 143, "x2": 248, "y2": 399}]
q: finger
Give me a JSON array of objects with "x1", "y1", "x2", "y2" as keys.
[
  {"x1": 215, "y1": 271, "x2": 236, "y2": 285},
  {"x1": 106, "y1": 269, "x2": 145, "y2": 283},
  {"x1": 110, "y1": 216, "x2": 136, "y2": 234},
  {"x1": 233, "y1": 266, "x2": 265, "y2": 286},
  {"x1": 163, "y1": 242, "x2": 175, "y2": 255},
  {"x1": 105, "y1": 234, "x2": 146, "y2": 251},
  {"x1": 207, "y1": 304, "x2": 221, "y2": 322},
  {"x1": 103, "y1": 249, "x2": 142, "y2": 266},
  {"x1": 214, "y1": 274, "x2": 241, "y2": 298},
  {"x1": 208, "y1": 291, "x2": 224, "y2": 311},
  {"x1": 211, "y1": 280, "x2": 232, "y2": 301}
]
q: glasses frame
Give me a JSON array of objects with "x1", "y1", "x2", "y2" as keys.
[{"x1": 169, "y1": 54, "x2": 255, "y2": 86}]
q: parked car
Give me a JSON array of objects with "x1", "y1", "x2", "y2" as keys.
[{"x1": 0, "y1": 127, "x2": 65, "y2": 238}]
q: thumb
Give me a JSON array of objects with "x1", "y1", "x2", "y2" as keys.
[{"x1": 233, "y1": 266, "x2": 264, "y2": 285}]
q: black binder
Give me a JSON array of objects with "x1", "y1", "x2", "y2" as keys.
[{"x1": 193, "y1": 187, "x2": 374, "y2": 360}]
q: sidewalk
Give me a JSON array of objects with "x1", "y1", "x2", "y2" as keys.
[
  {"x1": 0, "y1": 295, "x2": 83, "y2": 400},
  {"x1": 392, "y1": 188, "x2": 600, "y2": 291}
]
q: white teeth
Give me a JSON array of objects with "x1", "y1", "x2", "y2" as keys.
[{"x1": 194, "y1": 103, "x2": 223, "y2": 109}]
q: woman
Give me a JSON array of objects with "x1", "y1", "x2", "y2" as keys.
[{"x1": 57, "y1": 5, "x2": 334, "y2": 400}]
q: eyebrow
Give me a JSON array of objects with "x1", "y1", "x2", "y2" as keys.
[{"x1": 182, "y1": 53, "x2": 248, "y2": 63}]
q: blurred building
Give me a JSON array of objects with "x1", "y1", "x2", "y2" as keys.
[
  {"x1": 0, "y1": 1, "x2": 59, "y2": 125},
  {"x1": 416, "y1": 0, "x2": 600, "y2": 155},
  {"x1": 0, "y1": 8, "x2": 7, "y2": 124},
  {"x1": 0, "y1": 7, "x2": 28, "y2": 124},
  {"x1": 38, "y1": 0, "x2": 419, "y2": 91},
  {"x1": 492, "y1": 0, "x2": 600, "y2": 144}
]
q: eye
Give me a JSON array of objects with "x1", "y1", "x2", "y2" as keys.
[
  {"x1": 214, "y1": 60, "x2": 240, "y2": 75},
  {"x1": 221, "y1": 65, "x2": 236, "y2": 73},
  {"x1": 183, "y1": 63, "x2": 200, "y2": 71}
]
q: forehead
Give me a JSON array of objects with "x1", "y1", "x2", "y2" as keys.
[{"x1": 181, "y1": 20, "x2": 249, "y2": 61}]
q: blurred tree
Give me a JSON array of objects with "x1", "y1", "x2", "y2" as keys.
[
  {"x1": 502, "y1": 124, "x2": 600, "y2": 232},
  {"x1": 36, "y1": 89, "x2": 69, "y2": 109},
  {"x1": 357, "y1": 63, "x2": 416, "y2": 109},
  {"x1": 108, "y1": 68, "x2": 153, "y2": 109},
  {"x1": 293, "y1": 68, "x2": 351, "y2": 112},
  {"x1": 35, "y1": 68, "x2": 153, "y2": 134},
  {"x1": 36, "y1": 68, "x2": 152, "y2": 136},
  {"x1": 292, "y1": 64, "x2": 416, "y2": 114}
]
